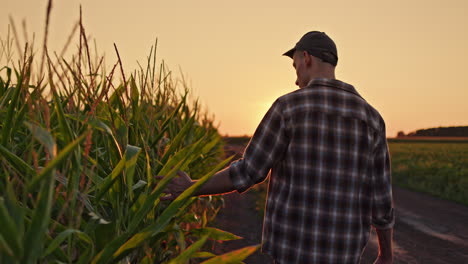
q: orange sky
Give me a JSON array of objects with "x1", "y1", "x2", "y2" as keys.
[{"x1": 3, "y1": 0, "x2": 468, "y2": 137}]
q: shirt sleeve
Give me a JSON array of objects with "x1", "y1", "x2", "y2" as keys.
[
  {"x1": 229, "y1": 99, "x2": 288, "y2": 193},
  {"x1": 371, "y1": 124, "x2": 395, "y2": 230}
]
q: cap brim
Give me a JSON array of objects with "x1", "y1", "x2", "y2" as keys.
[{"x1": 283, "y1": 47, "x2": 296, "y2": 58}]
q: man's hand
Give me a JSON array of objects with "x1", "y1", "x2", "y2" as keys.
[
  {"x1": 156, "y1": 167, "x2": 236, "y2": 199},
  {"x1": 156, "y1": 171, "x2": 194, "y2": 201},
  {"x1": 374, "y1": 228, "x2": 393, "y2": 264}
]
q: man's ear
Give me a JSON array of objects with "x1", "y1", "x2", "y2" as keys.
[{"x1": 303, "y1": 51, "x2": 312, "y2": 66}]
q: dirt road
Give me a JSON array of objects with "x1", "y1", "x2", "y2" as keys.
[{"x1": 212, "y1": 185, "x2": 468, "y2": 263}]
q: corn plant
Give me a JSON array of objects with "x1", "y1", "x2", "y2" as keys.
[{"x1": 0, "y1": 8, "x2": 258, "y2": 263}]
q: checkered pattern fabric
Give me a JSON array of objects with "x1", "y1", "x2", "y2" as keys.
[{"x1": 229, "y1": 78, "x2": 394, "y2": 263}]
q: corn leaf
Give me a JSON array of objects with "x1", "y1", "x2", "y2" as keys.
[
  {"x1": 124, "y1": 145, "x2": 141, "y2": 200},
  {"x1": 167, "y1": 234, "x2": 210, "y2": 264},
  {"x1": 22, "y1": 167, "x2": 55, "y2": 263},
  {"x1": 0, "y1": 198, "x2": 22, "y2": 258},
  {"x1": 0, "y1": 235, "x2": 14, "y2": 259},
  {"x1": 1, "y1": 74, "x2": 23, "y2": 146},
  {"x1": 94, "y1": 144, "x2": 140, "y2": 202},
  {"x1": 28, "y1": 132, "x2": 88, "y2": 191},
  {"x1": 193, "y1": 252, "x2": 216, "y2": 258},
  {"x1": 157, "y1": 116, "x2": 195, "y2": 172},
  {"x1": 149, "y1": 93, "x2": 187, "y2": 149},
  {"x1": 190, "y1": 227, "x2": 242, "y2": 241},
  {"x1": 25, "y1": 122, "x2": 57, "y2": 157},
  {"x1": 43, "y1": 229, "x2": 93, "y2": 258},
  {"x1": 52, "y1": 84, "x2": 75, "y2": 143},
  {"x1": 0, "y1": 144, "x2": 36, "y2": 179},
  {"x1": 200, "y1": 245, "x2": 260, "y2": 264},
  {"x1": 111, "y1": 156, "x2": 232, "y2": 260}
]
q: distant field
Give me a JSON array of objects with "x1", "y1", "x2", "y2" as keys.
[
  {"x1": 224, "y1": 137, "x2": 468, "y2": 206},
  {"x1": 222, "y1": 136, "x2": 251, "y2": 146},
  {"x1": 388, "y1": 137, "x2": 468, "y2": 143},
  {"x1": 388, "y1": 141, "x2": 468, "y2": 206}
]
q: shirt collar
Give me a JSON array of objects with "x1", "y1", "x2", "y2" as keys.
[{"x1": 306, "y1": 78, "x2": 363, "y2": 98}]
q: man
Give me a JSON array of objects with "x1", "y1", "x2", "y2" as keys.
[{"x1": 160, "y1": 31, "x2": 394, "y2": 264}]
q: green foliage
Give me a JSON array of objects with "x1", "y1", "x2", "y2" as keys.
[
  {"x1": 0, "y1": 19, "x2": 257, "y2": 264},
  {"x1": 389, "y1": 141, "x2": 468, "y2": 206},
  {"x1": 200, "y1": 245, "x2": 260, "y2": 264}
]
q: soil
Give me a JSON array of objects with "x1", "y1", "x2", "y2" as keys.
[{"x1": 210, "y1": 143, "x2": 468, "y2": 263}]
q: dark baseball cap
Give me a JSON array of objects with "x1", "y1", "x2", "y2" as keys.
[{"x1": 283, "y1": 31, "x2": 338, "y2": 66}]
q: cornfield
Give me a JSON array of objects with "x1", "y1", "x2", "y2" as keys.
[{"x1": 0, "y1": 6, "x2": 258, "y2": 264}]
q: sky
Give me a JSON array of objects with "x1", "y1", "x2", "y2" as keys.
[{"x1": 2, "y1": 0, "x2": 468, "y2": 137}]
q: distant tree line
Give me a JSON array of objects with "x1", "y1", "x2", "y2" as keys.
[{"x1": 397, "y1": 126, "x2": 468, "y2": 137}]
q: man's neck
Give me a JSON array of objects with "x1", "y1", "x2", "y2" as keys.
[
  {"x1": 312, "y1": 71, "x2": 335, "y2": 80},
  {"x1": 306, "y1": 72, "x2": 336, "y2": 85}
]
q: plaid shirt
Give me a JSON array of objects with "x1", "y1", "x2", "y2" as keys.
[{"x1": 229, "y1": 78, "x2": 394, "y2": 263}]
